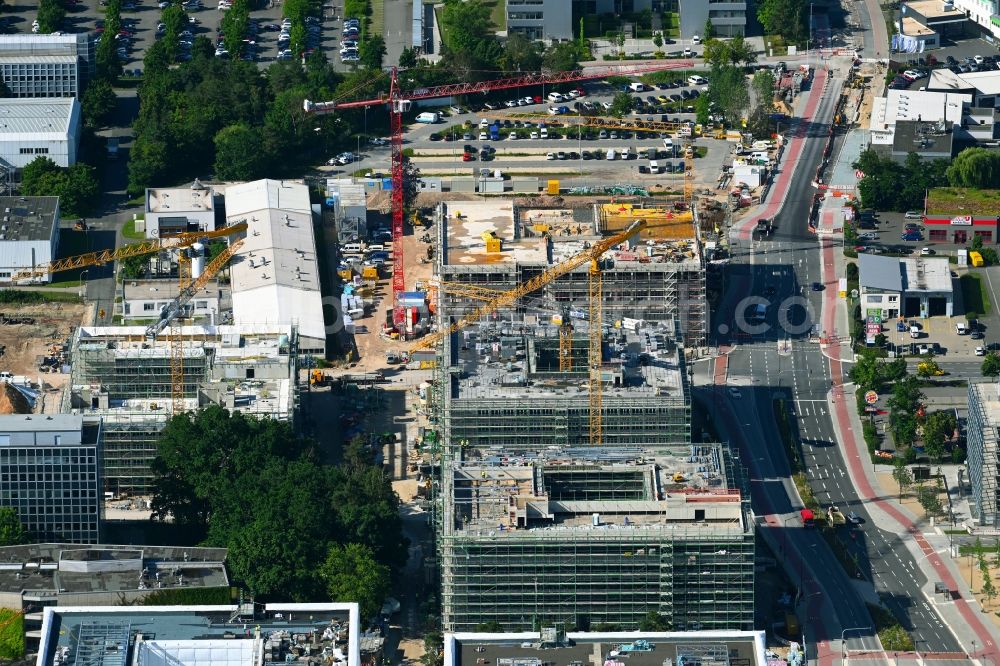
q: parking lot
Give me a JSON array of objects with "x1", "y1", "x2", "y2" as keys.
[
  {"x1": 4, "y1": 0, "x2": 353, "y2": 69},
  {"x1": 890, "y1": 37, "x2": 1000, "y2": 90}
]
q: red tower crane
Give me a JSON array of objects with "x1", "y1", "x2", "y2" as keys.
[{"x1": 304, "y1": 61, "x2": 692, "y2": 331}]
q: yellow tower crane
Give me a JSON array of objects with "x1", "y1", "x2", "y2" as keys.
[
  {"x1": 146, "y1": 239, "x2": 245, "y2": 414},
  {"x1": 11, "y1": 223, "x2": 247, "y2": 282},
  {"x1": 413, "y1": 220, "x2": 646, "y2": 445}
]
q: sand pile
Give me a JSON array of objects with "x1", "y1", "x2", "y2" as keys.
[{"x1": 0, "y1": 382, "x2": 32, "y2": 414}]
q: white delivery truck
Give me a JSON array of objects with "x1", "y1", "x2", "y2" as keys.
[
  {"x1": 628, "y1": 82, "x2": 646, "y2": 92},
  {"x1": 416, "y1": 112, "x2": 440, "y2": 124}
]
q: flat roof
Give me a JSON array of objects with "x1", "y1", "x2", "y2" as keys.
[
  {"x1": 0, "y1": 544, "x2": 228, "y2": 597},
  {"x1": 859, "y1": 253, "x2": 904, "y2": 292},
  {"x1": 0, "y1": 413, "x2": 86, "y2": 433},
  {"x1": 905, "y1": 0, "x2": 965, "y2": 18},
  {"x1": 926, "y1": 187, "x2": 1000, "y2": 217},
  {"x1": 927, "y1": 68, "x2": 975, "y2": 92},
  {"x1": 0, "y1": 196, "x2": 59, "y2": 242},
  {"x1": 224, "y1": 179, "x2": 325, "y2": 343},
  {"x1": 903, "y1": 256, "x2": 952, "y2": 293},
  {"x1": 38, "y1": 604, "x2": 361, "y2": 666},
  {"x1": 971, "y1": 382, "x2": 1000, "y2": 428},
  {"x1": 445, "y1": 631, "x2": 769, "y2": 666},
  {"x1": 448, "y1": 444, "x2": 744, "y2": 535},
  {"x1": 901, "y1": 16, "x2": 936, "y2": 35},
  {"x1": 452, "y1": 322, "x2": 685, "y2": 401},
  {"x1": 442, "y1": 201, "x2": 700, "y2": 268},
  {"x1": 145, "y1": 183, "x2": 216, "y2": 215},
  {"x1": 0, "y1": 33, "x2": 88, "y2": 59},
  {"x1": 123, "y1": 278, "x2": 220, "y2": 302},
  {"x1": 874, "y1": 89, "x2": 969, "y2": 128},
  {"x1": 892, "y1": 120, "x2": 953, "y2": 155},
  {"x1": 953, "y1": 69, "x2": 1000, "y2": 95},
  {"x1": 0, "y1": 97, "x2": 77, "y2": 138}
]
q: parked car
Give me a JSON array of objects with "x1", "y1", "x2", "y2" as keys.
[{"x1": 904, "y1": 210, "x2": 923, "y2": 219}]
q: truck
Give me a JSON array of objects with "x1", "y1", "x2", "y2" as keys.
[
  {"x1": 627, "y1": 82, "x2": 647, "y2": 92},
  {"x1": 415, "y1": 112, "x2": 440, "y2": 124},
  {"x1": 106, "y1": 137, "x2": 119, "y2": 160},
  {"x1": 827, "y1": 505, "x2": 846, "y2": 525}
]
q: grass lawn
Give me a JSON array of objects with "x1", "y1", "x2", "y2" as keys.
[
  {"x1": 122, "y1": 217, "x2": 146, "y2": 240},
  {"x1": 0, "y1": 608, "x2": 23, "y2": 660},
  {"x1": 484, "y1": 0, "x2": 505, "y2": 32},
  {"x1": 960, "y1": 273, "x2": 992, "y2": 317},
  {"x1": 369, "y1": 0, "x2": 384, "y2": 43},
  {"x1": 927, "y1": 188, "x2": 1000, "y2": 217},
  {"x1": 47, "y1": 279, "x2": 83, "y2": 289}
]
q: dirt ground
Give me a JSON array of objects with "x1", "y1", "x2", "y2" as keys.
[
  {"x1": 955, "y1": 554, "x2": 1000, "y2": 630},
  {"x1": 875, "y1": 472, "x2": 929, "y2": 522},
  {"x1": 0, "y1": 299, "x2": 86, "y2": 411}
]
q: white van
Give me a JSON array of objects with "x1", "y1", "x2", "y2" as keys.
[
  {"x1": 367, "y1": 243, "x2": 385, "y2": 253},
  {"x1": 649, "y1": 160, "x2": 662, "y2": 174},
  {"x1": 628, "y1": 82, "x2": 646, "y2": 92},
  {"x1": 415, "y1": 112, "x2": 440, "y2": 124},
  {"x1": 909, "y1": 325, "x2": 921, "y2": 339},
  {"x1": 342, "y1": 243, "x2": 362, "y2": 255},
  {"x1": 606, "y1": 148, "x2": 617, "y2": 160},
  {"x1": 687, "y1": 75, "x2": 707, "y2": 86},
  {"x1": 750, "y1": 151, "x2": 769, "y2": 162},
  {"x1": 956, "y1": 322, "x2": 968, "y2": 335},
  {"x1": 539, "y1": 127, "x2": 549, "y2": 139}
]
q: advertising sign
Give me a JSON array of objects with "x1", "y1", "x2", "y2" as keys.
[{"x1": 951, "y1": 216, "x2": 973, "y2": 226}]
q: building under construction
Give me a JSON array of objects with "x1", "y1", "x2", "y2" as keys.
[
  {"x1": 434, "y1": 200, "x2": 707, "y2": 349},
  {"x1": 62, "y1": 324, "x2": 299, "y2": 494},
  {"x1": 433, "y1": 318, "x2": 751, "y2": 631},
  {"x1": 439, "y1": 444, "x2": 754, "y2": 632}
]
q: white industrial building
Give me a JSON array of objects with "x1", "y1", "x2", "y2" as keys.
[
  {"x1": 0, "y1": 98, "x2": 80, "y2": 169},
  {"x1": 143, "y1": 180, "x2": 219, "y2": 238},
  {"x1": 326, "y1": 177, "x2": 367, "y2": 243},
  {"x1": 870, "y1": 89, "x2": 969, "y2": 142},
  {"x1": 121, "y1": 278, "x2": 222, "y2": 322},
  {"x1": 0, "y1": 33, "x2": 94, "y2": 99},
  {"x1": 224, "y1": 179, "x2": 326, "y2": 356},
  {"x1": 0, "y1": 195, "x2": 60, "y2": 282}
]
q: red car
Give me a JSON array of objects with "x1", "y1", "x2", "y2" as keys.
[
  {"x1": 532, "y1": 95, "x2": 542, "y2": 104},
  {"x1": 462, "y1": 152, "x2": 475, "y2": 161}
]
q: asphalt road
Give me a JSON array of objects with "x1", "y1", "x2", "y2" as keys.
[{"x1": 711, "y1": 70, "x2": 962, "y2": 653}]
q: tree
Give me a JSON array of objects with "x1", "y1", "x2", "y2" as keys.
[
  {"x1": 62, "y1": 164, "x2": 101, "y2": 216},
  {"x1": 983, "y1": 353, "x2": 1000, "y2": 377},
  {"x1": 37, "y1": 0, "x2": 66, "y2": 33},
  {"x1": 501, "y1": 33, "x2": 541, "y2": 73},
  {"x1": 120, "y1": 254, "x2": 147, "y2": 280},
  {"x1": 848, "y1": 349, "x2": 883, "y2": 391},
  {"x1": 916, "y1": 359, "x2": 944, "y2": 378},
  {"x1": 542, "y1": 41, "x2": 580, "y2": 73},
  {"x1": 20, "y1": 156, "x2": 61, "y2": 194},
  {"x1": 214, "y1": 123, "x2": 267, "y2": 180},
  {"x1": 652, "y1": 31, "x2": 663, "y2": 49},
  {"x1": 702, "y1": 39, "x2": 730, "y2": 67},
  {"x1": 892, "y1": 458, "x2": 913, "y2": 502},
  {"x1": 615, "y1": 32, "x2": 626, "y2": 59},
  {"x1": 946, "y1": 147, "x2": 1000, "y2": 189},
  {"x1": 639, "y1": 611, "x2": 671, "y2": 631},
  {"x1": 0, "y1": 507, "x2": 27, "y2": 546},
  {"x1": 320, "y1": 543, "x2": 390, "y2": 620},
  {"x1": 752, "y1": 69, "x2": 776, "y2": 111},
  {"x1": 916, "y1": 484, "x2": 943, "y2": 517},
  {"x1": 728, "y1": 35, "x2": 756, "y2": 67},
  {"x1": 398, "y1": 46, "x2": 418, "y2": 69},
  {"x1": 81, "y1": 77, "x2": 118, "y2": 128},
  {"x1": 922, "y1": 410, "x2": 955, "y2": 462},
  {"x1": 360, "y1": 35, "x2": 387, "y2": 70},
  {"x1": 708, "y1": 64, "x2": 749, "y2": 125},
  {"x1": 757, "y1": 0, "x2": 807, "y2": 43},
  {"x1": 703, "y1": 17, "x2": 714, "y2": 39},
  {"x1": 609, "y1": 91, "x2": 633, "y2": 118}
]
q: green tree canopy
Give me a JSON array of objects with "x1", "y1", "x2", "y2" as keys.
[
  {"x1": 37, "y1": 0, "x2": 66, "y2": 33},
  {"x1": 214, "y1": 123, "x2": 267, "y2": 181},
  {"x1": 0, "y1": 507, "x2": 27, "y2": 546},
  {"x1": 360, "y1": 35, "x2": 387, "y2": 70},
  {"x1": 320, "y1": 543, "x2": 390, "y2": 620},
  {"x1": 499, "y1": 33, "x2": 541, "y2": 73},
  {"x1": 757, "y1": 0, "x2": 807, "y2": 43},
  {"x1": 81, "y1": 77, "x2": 118, "y2": 128},
  {"x1": 542, "y1": 42, "x2": 580, "y2": 72},
  {"x1": 20, "y1": 158, "x2": 99, "y2": 217},
  {"x1": 609, "y1": 91, "x2": 633, "y2": 118},
  {"x1": 922, "y1": 410, "x2": 956, "y2": 462},
  {"x1": 983, "y1": 353, "x2": 1000, "y2": 377},
  {"x1": 946, "y1": 147, "x2": 1000, "y2": 189},
  {"x1": 708, "y1": 64, "x2": 749, "y2": 125},
  {"x1": 854, "y1": 149, "x2": 948, "y2": 212}
]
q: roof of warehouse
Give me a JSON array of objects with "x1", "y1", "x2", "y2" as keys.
[
  {"x1": 903, "y1": 256, "x2": 952, "y2": 293},
  {"x1": 0, "y1": 195, "x2": 59, "y2": 243},
  {"x1": 859, "y1": 253, "x2": 903, "y2": 292},
  {"x1": 224, "y1": 180, "x2": 325, "y2": 342},
  {"x1": 0, "y1": 33, "x2": 88, "y2": 58},
  {"x1": 0, "y1": 97, "x2": 78, "y2": 138}
]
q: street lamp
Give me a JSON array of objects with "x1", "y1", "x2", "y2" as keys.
[
  {"x1": 841, "y1": 626, "x2": 872, "y2": 658},
  {"x1": 79, "y1": 269, "x2": 89, "y2": 300}
]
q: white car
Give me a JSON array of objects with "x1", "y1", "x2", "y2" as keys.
[
  {"x1": 691, "y1": 34, "x2": 701, "y2": 44},
  {"x1": 508, "y1": 132, "x2": 517, "y2": 140},
  {"x1": 976, "y1": 346, "x2": 986, "y2": 356},
  {"x1": 903, "y1": 69, "x2": 923, "y2": 80},
  {"x1": 847, "y1": 512, "x2": 862, "y2": 524},
  {"x1": 728, "y1": 387, "x2": 741, "y2": 398},
  {"x1": 448, "y1": 105, "x2": 463, "y2": 114},
  {"x1": 545, "y1": 152, "x2": 556, "y2": 160},
  {"x1": 479, "y1": 132, "x2": 488, "y2": 141},
  {"x1": 859, "y1": 232, "x2": 877, "y2": 240},
  {"x1": 547, "y1": 92, "x2": 564, "y2": 103},
  {"x1": 369, "y1": 137, "x2": 387, "y2": 146},
  {"x1": 920, "y1": 246, "x2": 935, "y2": 256},
  {"x1": 904, "y1": 210, "x2": 923, "y2": 219},
  {"x1": 529, "y1": 131, "x2": 539, "y2": 139},
  {"x1": 522, "y1": 96, "x2": 534, "y2": 105},
  {"x1": 974, "y1": 54, "x2": 985, "y2": 65},
  {"x1": 504, "y1": 100, "x2": 518, "y2": 108}
]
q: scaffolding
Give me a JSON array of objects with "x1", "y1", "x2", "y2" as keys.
[
  {"x1": 439, "y1": 442, "x2": 754, "y2": 632},
  {"x1": 968, "y1": 382, "x2": 1000, "y2": 527},
  {"x1": 70, "y1": 622, "x2": 132, "y2": 666},
  {"x1": 436, "y1": 203, "x2": 708, "y2": 348}
]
